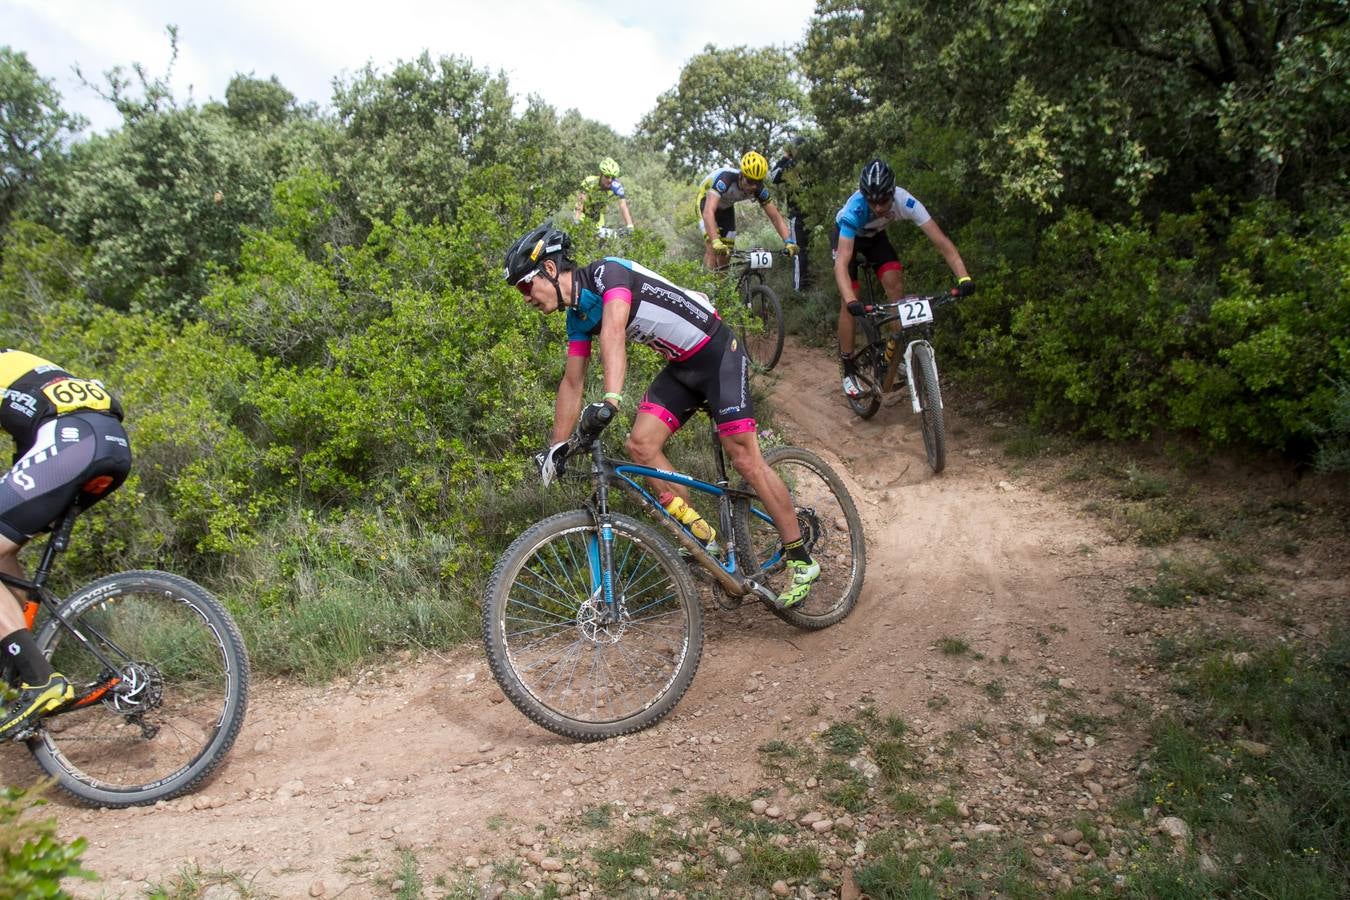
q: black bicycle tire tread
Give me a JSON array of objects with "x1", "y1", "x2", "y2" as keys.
[
  {"x1": 482, "y1": 510, "x2": 703, "y2": 742},
  {"x1": 31, "y1": 570, "x2": 250, "y2": 808},
  {"x1": 913, "y1": 344, "x2": 947, "y2": 474},
  {"x1": 747, "y1": 284, "x2": 785, "y2": 371},
  {"x1": 733, "y1": 447, "x2": 867, "y2": 630}
]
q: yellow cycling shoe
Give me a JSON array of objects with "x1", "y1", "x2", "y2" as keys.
[{"x1": 0, "y1": 673, "x2": 74, "y2": 740}]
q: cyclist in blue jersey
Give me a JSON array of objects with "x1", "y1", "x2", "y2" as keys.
[
  {"x1": 574, "y1": 157, "x2": 634, "y2": 232},
  {"x1": 833, "y1": 159, "x2": 974, "y2": 399},
  {"x1": 504, "y1": 222, "x2": 820, "y2": 609},
  {"x1": 697, "y1": 151, "x2": 797, "y2": 270},
  {"x1": 0, "y1": 350, "x2": 131, "y2": 739}
]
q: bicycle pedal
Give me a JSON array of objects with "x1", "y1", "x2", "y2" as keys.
[{"x1": 9, "y1": 724, "x2": 39, "y2": 743}]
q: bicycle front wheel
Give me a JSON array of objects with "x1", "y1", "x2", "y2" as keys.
[
  {"x1": 483, "y1": 510, "x2": 703, "y2": 741},
  {"x1": 741, "y1": 284, "x2": 785, "y2": 371},
  {"x1": 910, "y1": 342, "x2": 947, "y2": 474},
  {"x1": 734, "y1": 447, "x2": 867, "y2": 629},
  {"x1": 31, "y1": 571, "x2": 250, "y2": 808}
]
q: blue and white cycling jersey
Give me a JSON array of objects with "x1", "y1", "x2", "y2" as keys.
[{"x1": 834, "y1": 187, "x2": 931, "y2": 240}]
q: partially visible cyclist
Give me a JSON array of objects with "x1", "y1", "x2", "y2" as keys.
[
  {"x1": 697, "y1": 151, "x2": 797, "y2": 270},
  {"x1": 504, "y1": 222, "x2": 820, "y2": 609},
  {"x1": 770, "y1": 137, "x2": 812, "y2": 291},
  {"x1": 0, "y1": 350, "x2": 131, "y2": 739},
  {"x1": 833, "y1": 159, "x2": 974, "y2": 399},
  {"x1": 574, "y1": 157, "x2": 635, "y2": 233}
]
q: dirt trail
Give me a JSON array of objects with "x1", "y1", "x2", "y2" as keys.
[{"x1": 13, "y1": 337, "x2": 1154, "y2": 898}]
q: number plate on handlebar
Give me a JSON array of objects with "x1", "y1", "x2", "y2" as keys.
[
  {"x1": 747, "y1": 250, "x2": 773, "y2": 270},
  {"x1": 899, "y1": 299, "x2": 934, "y2": 327}
]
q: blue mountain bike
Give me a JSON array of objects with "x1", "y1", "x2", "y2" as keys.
[{"x1": 482, "y1": 405, "x2": 866, "y2": 740}]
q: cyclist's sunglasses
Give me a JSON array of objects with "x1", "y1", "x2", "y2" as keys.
[{"x1": 514, "y1": 268, "x2": 540, "y2": 296}]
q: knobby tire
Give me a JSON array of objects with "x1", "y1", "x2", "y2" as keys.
[
  {"x1": 911, "y1": 343, "x2": 946, "y2": 474},
  {"x1": 31, "y1": 570, "x2": 250, "y2": 808},
  {"x1": 733, "y1": 447, "x2": 867, "y2": 629},
  {"x1": 483, "y1": 510, "x2": 702, "y2": 741}
]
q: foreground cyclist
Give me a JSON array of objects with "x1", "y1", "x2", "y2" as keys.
[
  {"x1": 504, "y1": 222, "x2": 819, "y2": 608},
  {"x1": 697, "y1": 151, "x2": 797, "y2": 270},
  {"x1": 834, "y1": 159, "x2": 974, "y2": 399},
  {"x1": 574, "y1": 157, "x2": 635, "y2": 232},
  {"x1": 0, "y1": 350, "x2": 131, "y2": 739}
]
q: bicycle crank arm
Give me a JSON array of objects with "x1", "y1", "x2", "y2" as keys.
[{"x1": 744, "y1": 579, "x2": 781, "y2": 606}]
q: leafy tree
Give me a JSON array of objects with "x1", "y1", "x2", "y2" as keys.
[
  {"x1": 0, "y1": 47, "x2": 85, "y2": 231},
  {"x1": 222, "y1": 73, "x2": 300, "y2": 129},
  {"x1": 800, "y1": 0, "x2": 1350, "y2": 216},
  {"x1": 637, "y1": 45, "x2": 806, "y2": 178},
  {"x1": 41, "y1": 106, "x2": 274, "y2": 316},
  {"x1": 331, "y1": 52, "x2": 518, "y2": 224}
]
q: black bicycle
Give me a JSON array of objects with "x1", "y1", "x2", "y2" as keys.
[
  {"x1": 725, "y1": 248, "x2": 786, "y2": 371},
  {"x1": 1, "y1": 501, "x2": 249, "y2": 808},
  {"x1": 845, "y1": 262, "x2": 957, "y2": 474},
  {"x1": 483, "y1": 405, "x2": 865, "y2": 741}
]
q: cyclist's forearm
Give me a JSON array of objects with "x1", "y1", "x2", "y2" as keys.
[
  {"x1": 834, "y1": 253, "x2": 857, "y2": 303},
  {"x1": 598, "y1": 338, "x2": 627, "y2": 400},
  {"x1": 552, "y1": 385, "x2": 582, "y2": 443},
  {"x1": 619, "y1": 200, "x2": 633, "y2": 228},
  {"x1": 766, "y1": 204, "x2": 790, "y2": 240}
]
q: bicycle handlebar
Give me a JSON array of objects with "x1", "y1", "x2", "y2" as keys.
[{"x1": 848, "y1": 290, "x2": 957, "y2": 317}]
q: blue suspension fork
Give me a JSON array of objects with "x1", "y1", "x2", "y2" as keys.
[{"x1": 587, "y1": 443, "x2": 623, "y2": 626}]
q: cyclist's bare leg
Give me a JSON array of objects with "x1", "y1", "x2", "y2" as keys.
[
  {"x1": 718, "y1": 431, "x2": 802, "y2": 545},
  {"x1": 0, "y1": 537, "x2": 28, "y2": 633},
  {"x1": 837, "y1": 295, "x2": 858, "y2": 356},
  {"x1": 625, "y1": 411, "x2": 686, "y2": 501},
  {"x1": 880, "y1": 266, "x2": 905, "y2": 301}
]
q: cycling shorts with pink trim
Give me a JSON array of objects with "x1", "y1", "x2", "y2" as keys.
[{"x1": 638, "y1": 326, "x2": 755, "y2": 437}]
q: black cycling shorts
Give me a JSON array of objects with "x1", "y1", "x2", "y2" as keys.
[
  {"x1": 638, "y1": 326, "x2": 756, "y2": 437},
  {"x1": 830, "y1": 226, "x2": 902, "y2": 282},
  {"x1": 700, "y1": 195, "x2": 738, "y2": 240},
  {"x1": 0, "y1": 412, "x2": 131, "y2": 544}
]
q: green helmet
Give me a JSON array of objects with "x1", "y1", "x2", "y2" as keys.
[{"x1": 598, "y1": 157, "x2": 621, "y2": 178}]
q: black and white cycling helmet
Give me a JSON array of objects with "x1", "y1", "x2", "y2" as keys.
[
  {"x1": 503, "y1": 221, "x2": 573, "y2": 286},
  {"x1": 859, "y1": 159, "x2": 896, "y2": 203}
]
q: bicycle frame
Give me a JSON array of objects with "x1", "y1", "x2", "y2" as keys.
[
  {"x1": 0, "y1": 508, "x2": 130, "y2": 711},
  {"x1": 570, "y1": 425, "x2": 780, "y2": 614},
  {"x1": 852, "y1": 263, "x2": 948, "y2": 414}
]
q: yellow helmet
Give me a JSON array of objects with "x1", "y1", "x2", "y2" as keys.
[
  {"x1": 598, "y1": 157, "x2": 621, "y2": 178},
  {"x1": 739, "y1": 151, "x2": 769, "y2": 181}
]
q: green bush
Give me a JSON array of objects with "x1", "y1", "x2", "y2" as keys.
[
  {"x1": 0, "y1": 782, "x2": 96, "y2": 896},
  {"x1": 950, "y1": 199, "x2": 1350, "y2": 457}
]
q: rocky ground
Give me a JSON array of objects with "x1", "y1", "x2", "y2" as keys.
[{"x1": 5, "y1": 336, "x2": 1344, "y2": 898}]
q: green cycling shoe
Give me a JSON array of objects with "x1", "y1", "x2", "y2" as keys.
[{"x1": 776, "y1": 558, "x2": 820, "y2": 609}]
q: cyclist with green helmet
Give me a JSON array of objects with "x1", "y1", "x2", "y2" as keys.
[
  {"x1": 696, "y1": 151, "x2": 797, "y2": 270},
  {"x1": 574, "y1": 157, "x2": 634, "y2": 232}
]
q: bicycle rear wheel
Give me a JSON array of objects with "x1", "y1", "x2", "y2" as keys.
[
  {"x1": 483, "y1": 510, "x2": 703, "y2": 741},
  {"x1": 741, "y1": 283, "x2": 785, "y2": 371},
  {"x1": 30, "y1": 570, "x2": 249, "y2": 808},
  {"x1": 910, "y1": 342, "x2": 947, "y2": 474},
  {"x1": 733, "y1": 447, "x2": 867, "y2": 629},
  {"x1": 846, "y1": 319, "x2": 883, "y2": 419}
]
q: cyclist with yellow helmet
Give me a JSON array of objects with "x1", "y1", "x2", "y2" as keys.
[
  {"x1": 696, "y1": 151, "x2": 797, "y2": 270},
  {"x1": 574, "y1": 158, "x2": 634, "y2": 232}
]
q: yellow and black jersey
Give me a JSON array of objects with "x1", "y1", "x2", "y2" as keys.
[{"x1": 0, "y1": 350, "x2": 123, "y2": 455}]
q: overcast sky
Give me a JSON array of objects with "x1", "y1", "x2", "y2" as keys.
[{"x1": 5, "y1": 0, "x2": 819, "y2": 136}]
